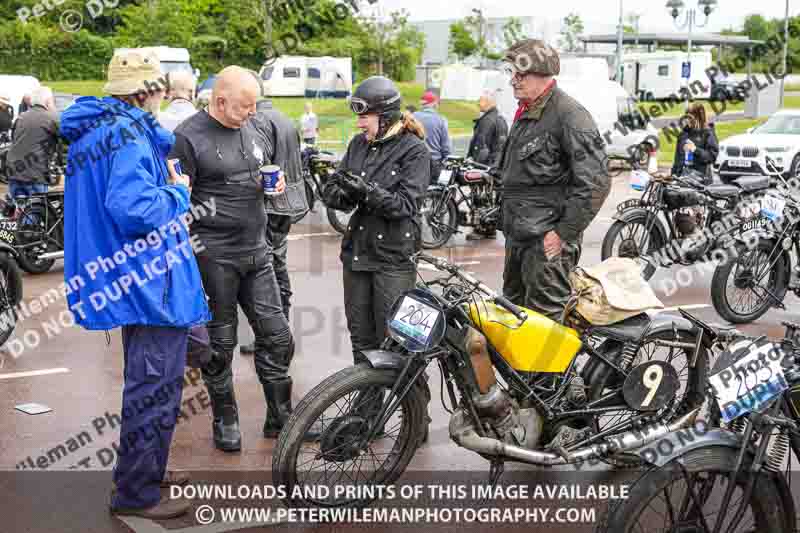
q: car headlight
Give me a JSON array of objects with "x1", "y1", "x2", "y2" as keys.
[{"x1": 766, "y1": 147, "x2": 791, "y2": 153}]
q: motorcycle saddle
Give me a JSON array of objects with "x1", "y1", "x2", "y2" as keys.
[
  {"x1": 732, "y1": 175, "x2": 770, "y2": 192},
  {"x1": 704, "y1": 184, "x2": 740, "y2": 198},
  {"x1": 588, "y1": 313, "x2": 683, "y2": 342}
]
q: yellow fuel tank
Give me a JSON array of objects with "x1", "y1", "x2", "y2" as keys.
[{"x1": 466, "y1": 302, "x2": 582, "y2": 373}]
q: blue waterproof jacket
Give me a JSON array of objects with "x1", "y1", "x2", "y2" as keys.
[{"x1": 60, "y1": 97, "x2": 210, "y2": 330}]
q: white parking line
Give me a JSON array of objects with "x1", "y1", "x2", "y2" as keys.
[
  {"x1": 647, "y1": 304, "x2": 711, "y2": 316},
  {"x1": 287, "y1": 232, "x2": 340, "y2": 241},
  {"x1": 0, "y1": 367, "x2": 70, "y2": 380}
]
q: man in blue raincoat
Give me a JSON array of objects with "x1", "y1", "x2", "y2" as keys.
[{"x1": 60, "y1": 48, "x2": 210, "y2": 520}]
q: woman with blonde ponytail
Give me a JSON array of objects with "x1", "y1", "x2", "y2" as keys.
[{"x1": 320, "y1": 75, "x2": 432, "y2": 440}]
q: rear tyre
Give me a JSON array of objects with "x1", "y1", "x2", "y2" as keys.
[
  {"x1": 599, "y1": 447, "x2": 789, "y2": 532},
  {"x1": 15, "y1": 204, "x2": 57, "y2": 274},
  {"x1": 711, "y1": 241, "x2": 788, "y2": 324},
  {"x1": 0, "y1": 251, "x2": 22, "y2": 347}
]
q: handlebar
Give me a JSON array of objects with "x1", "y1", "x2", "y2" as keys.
[{"x1": 415, "y1": 253, "x2": 527, "y2": 321}]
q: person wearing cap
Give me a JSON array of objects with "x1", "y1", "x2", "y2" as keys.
[
  {"x1": 499, "y1": 39, "x2": 610, "y2": 322},
  {"x1": 59, "y1": 48, "x2": 210, "y2": 519},
  {"x1": 159, "y1": 71, "x2": 198, "y2": 132},
  {"x1": 465, "y1": 89, "x2": 509, "y2": 240},
  {"x1": 240, "y1": 92, "x2": 310, "y2": 353},
  {"x1": 5, "y1": 87, "x2": 60, "y2": 200},
  {"x1": 0, "y1": 93, "x2": 13, "y2": 138},
  {"x1": 170, "y1": 66, "x2": 306, "y2": 451},
  {"x1": 413, "y1": 90, "x2": 451, "y2": 183}
]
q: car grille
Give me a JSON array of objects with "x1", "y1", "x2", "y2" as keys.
[
  {"x1": 742, "y1": 146, "x2": 759, "y2": 158},
  {"x1": 726, "y1": 146, "x2": 741, "y2": 157}
]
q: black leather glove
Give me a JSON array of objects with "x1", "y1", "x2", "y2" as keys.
[{"x1": 339, "y1": 171, "x2": 370, "y2": 202}]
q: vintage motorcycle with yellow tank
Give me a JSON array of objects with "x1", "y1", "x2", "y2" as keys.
[{"x1": 273, "y1": 253, "x2": 714, "y2": 509}]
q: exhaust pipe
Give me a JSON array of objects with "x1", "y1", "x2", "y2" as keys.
[
  {"x1": 37, "y1": 251, "x2": 63, "y2": 260},
  {"x1": 449, "y1": 407, "x2": 701, "y2": 466}
]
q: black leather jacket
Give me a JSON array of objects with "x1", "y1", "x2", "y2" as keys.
[
  {"x1": 498, "y1": 86, "x2": 610, "y2": 244},
  {"x1": 467, "y1": 107, "x2": 508, "y2": 167},
  {"x1": 250, "y1": 104, "x2": 310, "y2": 223},
  {"x1": 672, "y1": 126, "x2": 719, "y2": 178},
  {"x1": 322, "y1": 125, "x2": 430, "y2": 272}
]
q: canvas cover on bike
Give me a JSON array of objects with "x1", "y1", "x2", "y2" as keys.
[{"x1": 569, "y1": 257, "x2": 664, "y2": 325}]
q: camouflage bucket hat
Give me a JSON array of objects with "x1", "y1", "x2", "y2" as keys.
[{"x1": 504, "y1": 39, "x2": 561, "y2": 76}]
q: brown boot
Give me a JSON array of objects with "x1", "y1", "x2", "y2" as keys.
[
  {"x1": 161, "y1": 470, "x2": 190, "y2": 487},
  {"x1": 111, "y1": 495, "x2": 191, "y2": 520}
]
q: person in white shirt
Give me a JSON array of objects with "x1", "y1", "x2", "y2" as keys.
[
  {"x1": 159, "y1": 71, "x2": 197, "y2": 132},
  {"x1": 299, "y1": 101, "x2": 319, "y2": 145}
]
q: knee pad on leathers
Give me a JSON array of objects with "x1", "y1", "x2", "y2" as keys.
[{"x1": 253, "y1": 323, "x2": 295, "y2": 382}]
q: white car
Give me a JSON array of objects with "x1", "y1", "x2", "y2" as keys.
[{"x1": 715, "y1": 109, "x2": 800, "y2": 179}]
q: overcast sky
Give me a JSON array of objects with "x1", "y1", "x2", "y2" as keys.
[{"x1": 374, "y1": 0, "x2": 796, "y2": 35}]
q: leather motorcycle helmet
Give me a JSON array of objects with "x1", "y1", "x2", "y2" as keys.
[{"x1": 349, "y1": 76, "x2": 403, "y2": 139}]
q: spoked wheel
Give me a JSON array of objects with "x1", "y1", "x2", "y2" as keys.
[
  {"x1": 601, "y1": 218, "x2": 662, "y2": 280},
  {"x1": 326, "y1": 207, "x2": 353, "y2": 235},
  {"x1": 587, "y1": 330, "x2": 708, "y2": 466},
  {"x1": 711, "y1": 241, "x2": 788, "y2": 324},
  {"x1": 420, "y1": 189, "x2": 457, "y2": 249},
  {"x1": 273, "y1": 365, "x2": 428, "y2": 509},
  {"x1": 600, "y1": 447, "x2": 789, "y2": 532},
  {"x1": 0, "y1": 251, "x2": 22, "y2": 347}
]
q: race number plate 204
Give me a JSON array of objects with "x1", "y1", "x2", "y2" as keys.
[
  {"x1": 708, "y1": 341, "x2": 789, "y2": 423},
  {"x1": 0, "y1": 220, "x2": 17, "y2": 246},
  {"x1": 389, "y1": 296, "x2": 441, "y2": 345}
]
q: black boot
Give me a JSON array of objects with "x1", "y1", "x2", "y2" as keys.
[
  {"x1": 263, "y1": 377, "x2": 320, "y2": 441},
  {"x1": 208, "y1": 382, "x2": 241, "y2": 453},
  {"x1": 239, "y1": 342, "x2": 255, "y2": 355}
]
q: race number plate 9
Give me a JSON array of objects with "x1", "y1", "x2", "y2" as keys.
[
  {"x1": 438, "y1": 169, "x2": 452, "y2": 186},
  {"x1": 708, "y1": 340, "x2": 788, "y2": 423},
  {"x1": 0, "y1": 220, "x2": 17, "y2": 246},
  {"x1": 389, "y1": 296, "x2": 441, "y2": 346},
  {"x1": 622, "y1": 361, "x2": 680, "y2": 412}
]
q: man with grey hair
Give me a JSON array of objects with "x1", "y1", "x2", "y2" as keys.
[
  {"x1": 159, "y1": 71, "x2": 197, "y2": 132},
  {"x1": 6, "y1": 86, "x2": 60, "y2": 199},
  {"x1": 466, "y1": 88, "x2": 508, "y2": 240}
]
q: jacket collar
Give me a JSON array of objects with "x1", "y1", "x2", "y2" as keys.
[{"x1": 522, "y1": 80, "x2": 557, "y2": 120}]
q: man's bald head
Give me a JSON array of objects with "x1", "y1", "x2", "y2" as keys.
[{"x1": 209, "y1": 66, "x2": 259, "y2": 129}]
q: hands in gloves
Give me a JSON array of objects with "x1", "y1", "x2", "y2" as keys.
[{"x1": 339, "y1": 171, "x2": 371, "y2": 202}]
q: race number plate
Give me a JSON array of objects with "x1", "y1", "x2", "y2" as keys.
[
  {"x1": 761, "y1": 195, "x2": 786, "y2": 222},
  {"x1": 630, "y1": 170, "x2": 651, "y2": 191},
  {"x1": 728, "y1": 159, "x2": 752, "y2": 168},
  {"x1": 616, "y1": 199, "x2": 641, "y2": 212},
  {"x1": 622, "y1": 361, "x2": 680, "y2": 412},
  {"x1": 438, "y1": 170, "x2": 453, "y2": 186},
  {"x1": 708, "y1": 340, "x2": 788, "y2": 423},
  {"x1": 0, "y1": 220, "x2": 17, "y2": 246},
  {"x1": 389, "y1": 295, "x2": 441, "y2": 346}
]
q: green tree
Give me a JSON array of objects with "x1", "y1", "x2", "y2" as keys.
[
  {"x1": 502, "y1": 17, "x2": 524, "y2": 49},
  {"x1": 449, "y1": 21, "x2": 478, "y2": 61},
  {"x1": 559, "y1": 12, "x2": 584, "y2": 53}
]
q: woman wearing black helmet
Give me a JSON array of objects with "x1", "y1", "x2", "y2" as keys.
[{"x1": 323, "y1": 76, "x2": 431, "y2": 362}]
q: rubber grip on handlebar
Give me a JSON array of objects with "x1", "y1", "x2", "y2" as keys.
[{"x1": 494, "y1": 295, "x2": 527, "y2": 321}]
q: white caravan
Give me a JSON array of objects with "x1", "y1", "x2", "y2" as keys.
[
  {"x1": 620, "y1": 51, "x2": 713, "y2": 101},
  {"x1": 258, "y1": 56, "x2": 352, "y2": 98}
]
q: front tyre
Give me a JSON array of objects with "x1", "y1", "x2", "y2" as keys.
[
  {"x1": 601, "y1": 218, "x2": 662, "y2": 280},
  {"x1": 327, "y1": 207, "x2": 353, "y2": 235},
  {"x1": 272, "y1": 365, "x2": 428, "y2": 509},
  {"x1": 420, "y1": 189, "x2": 457, "y2": 249},
  {"x1": 0, "y1": 251, "x2": 22, "y2": 346},
  {"x1": 599, "y1": 446, "x2": 790, "y2": 532},
  {"x1": 711, "y1": 241, "x2": 788, "y2": 324}
]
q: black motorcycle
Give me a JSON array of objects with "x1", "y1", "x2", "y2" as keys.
[
  {"x1": 599, "y1": 319, "x2": 800, "y2": 533},
  {"x1": 601, "y1": 170, "x2": 773, "y2": 280},
  {"x1": 420, "y1": 156, "x2": 498, "y2": 249},
  {"x1": 301, "y1": 145, "x2": 352, "y2": 234},
  {"x1": 273, "y1": 252, "x2": 713, "y2": 509}
]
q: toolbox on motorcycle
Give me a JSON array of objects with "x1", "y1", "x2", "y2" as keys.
[
  {"x1": 662, "y1": 187, "x2": 708, "y2": 210},
  {"x1": 568, "y1": 257, "x2": 664, "y2": 326}
]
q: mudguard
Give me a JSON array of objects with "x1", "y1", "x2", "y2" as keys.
[
  {"x1": 610, "y1": 207, "x2": 670, "y2": 248},
  {"x1": 359, "y1": 349, "x2": 408, "y2": 370},
  {"x1": 635, "y1": 426, "x2": 796, "y2": 532}
]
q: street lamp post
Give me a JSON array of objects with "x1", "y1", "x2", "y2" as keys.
[{"x1": 667, "y1": 0, "x2": 718, "y2": 111}]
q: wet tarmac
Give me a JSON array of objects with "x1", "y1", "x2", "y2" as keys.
[{"x1": 1, "y1": 173, "x2": 797, "y2": 532}]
